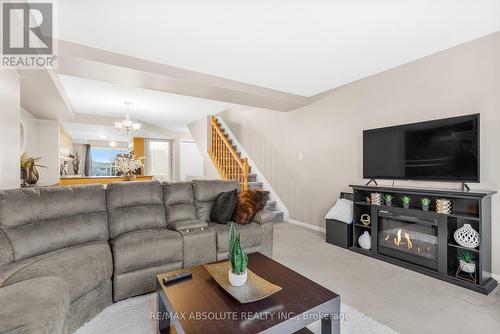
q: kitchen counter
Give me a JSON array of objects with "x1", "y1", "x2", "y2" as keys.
[{"x1": 59, "y1": 175, "x2": 154, "y2": 186}]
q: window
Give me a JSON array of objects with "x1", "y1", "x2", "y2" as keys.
[{"x1": 90, "y1": 147, "x2": 129, "y2": 176}]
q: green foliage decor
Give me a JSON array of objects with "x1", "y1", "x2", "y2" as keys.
[
  {"x1": 228, "y1": 222, "x2": 248, "y2": 275},
  {"x1": 457, "y1": 251, "x2": 475, "y2": 264},
  {"x1": 384, "y1": 194, "x2": 393, "y2": 202},
  {"x1": 420, "y1": 198, "x2": 431, "y2": 206},
  {"x1": 401, "y1": 196, "x2": 412, "y2": 205},
  {"x1": 20, "y1": 153, "x2": 45, "y2": 170}
]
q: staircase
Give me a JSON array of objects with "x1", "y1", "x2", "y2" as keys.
[{"x1": 209, "y1": 116, "x2": 284, "y2": 222}]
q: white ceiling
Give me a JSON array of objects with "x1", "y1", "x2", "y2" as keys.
[
  {"x1": 56, "y1": 0, "x2": 500, "y2": 96},
  {"x1": 61, "y1": 123, "x2": 130, "y2": 143},
  {"x1": 58, "y1": 75, "x2": 231, "y2": 131}
]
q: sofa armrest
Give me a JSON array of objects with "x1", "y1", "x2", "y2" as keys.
[{"x1": 253, "y1": 210, "x2": 274, "y2": 225}]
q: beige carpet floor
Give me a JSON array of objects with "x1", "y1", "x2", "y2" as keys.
[{"x1": 273, "y1": 222, "x2": 500, "y2": 334}]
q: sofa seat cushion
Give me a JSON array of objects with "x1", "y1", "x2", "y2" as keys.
[
  {"x1": 208, "y1": 222, "x2": 262, "y2": 253},
  {"x1": 253, "y1": 210, "x2": 275, "y2": 225},
  {"x1": 168, "y1": 219, "x2": 208, "y2": 232},
  {"x1": 0, "y1": 241, "x2": 112, "y2": 301},
  {"x1": 0, "y1": 276, "x2": 70, "y2": 334},
  {"x1": 111, "y1": 228, "x2": 183, "y2": 274}
]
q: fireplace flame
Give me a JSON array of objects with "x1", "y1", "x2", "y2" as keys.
[
  {"x1": 393, "y1": 229, "x2": 413, "y2": 250},
  {"x1": 404, "y1": 232, "x2": 413, "y2": 249}
]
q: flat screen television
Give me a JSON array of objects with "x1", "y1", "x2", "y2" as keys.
[{"x1": 363, "y1": 114, "x2": 479, "y2": 182}]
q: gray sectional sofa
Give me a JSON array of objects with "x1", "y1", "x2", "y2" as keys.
[{"x1": 0, "y1": 180, "x2": 274, "y2": 334}]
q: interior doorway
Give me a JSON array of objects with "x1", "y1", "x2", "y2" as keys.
[{"x1": 145, "y1": 139, "x2": 172, "y2": 182}]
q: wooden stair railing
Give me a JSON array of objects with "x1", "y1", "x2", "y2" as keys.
[{"x1": 209, "y1": 116, "x2": 249, "y2": 191}]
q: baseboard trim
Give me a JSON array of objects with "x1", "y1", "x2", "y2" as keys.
[
  {"x1": 287, "y1": 219, "x2": 326, "y2": 233},
  {"x1": 492, "y1": 273, "x2": 500, "y2": 281}
]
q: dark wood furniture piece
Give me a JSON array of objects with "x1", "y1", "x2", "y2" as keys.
[
  {"x1": 350, "y1": 184, "x2": 497, "y2": 294},
  {"x1": 326, "y1": 193, "x2": 353, "y2": 249},
  {"x1": 156, "y1": 252, "x2": 340, "y2": 334}
]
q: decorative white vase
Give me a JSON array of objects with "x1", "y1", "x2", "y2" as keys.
[
  {"x1": 459, "y1": 260, "x2": 476, "y2": 274},
  {"x1": 436, "y1": 199, "x2": 453, "y2": 214},
  {"x1": 370, "y1": 193, "x2": 383, "y2": 205},
  {"x1": 358, "y1": 231, "x2": 371, "y2": 250},
  {"x1": 228, "y1": 269, "x2": 247, "y2": 287},
  {"x1": 454, "y1": 224, "x2": 480, "y2": 249}
]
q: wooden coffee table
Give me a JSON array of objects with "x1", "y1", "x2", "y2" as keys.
[{"x1": 156, "y1": 252, "x2": 340, "y2": 333}]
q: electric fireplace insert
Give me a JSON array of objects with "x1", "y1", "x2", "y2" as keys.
[{"x1": 378, "y1": 211, "x2": 439, "y2": 270}]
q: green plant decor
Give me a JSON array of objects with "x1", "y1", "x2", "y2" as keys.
[
  {"x1": 20, "y1": 153, "x2": 46, "y2": 170},
  {"x1": 228, "y1": 222, "x2": 248, "y2": 275},
  {"x1": 457, "y1": 251, "x2": 475, "y2": 264},
  {"x1": 420, "y1": 198, "x2": 431, "y2": 206},
  {"x1": 384, "y1": 194, "x2": 393, "y2": 202},
  {"x1": 401, "y1": 196, "x2": 412, "y2": 205}
]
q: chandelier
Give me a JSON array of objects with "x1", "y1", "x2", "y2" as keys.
[{"x1": 114, "y1": 102, "x2": 141, "y2": 134}]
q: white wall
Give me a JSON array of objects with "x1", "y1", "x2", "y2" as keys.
[
  {"x1": 20, "y1": 109, "x2": 61, "y2": 185},
  {"x1": 187, "y1": 116, "x2": 220, "y2": 179},
  {"x1": 20, "y1": 108, "x2": 38, "y2": 156},
  {"x1": 180, "y1": 140, "x2": 204, "y2": 181},
  {"x1": 219, "y1": 32, "x2": 500, "y2": 274},
  {"x1": 0, "y1": 70, "x2": 21, "y2": 190},
  {"x1": 36, "y1": 120, "x2": 60, "y2": 185}
]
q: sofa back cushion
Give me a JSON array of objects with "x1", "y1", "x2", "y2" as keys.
[
  {"x1": 163, "y1": 182, "x2": 197, "y2": 225},
  {"x1": 0, "y1": 230, "x2": 13, "y2": 266},
  {"x1": 0, "y1": 185, "x2": 108, "y2": 262},
  {"x1": 192, "y1": 180, "x2": 239, "y2": 221},
  {"x1": 106, "y1": 181, "x2": 166, "y2": 238}
]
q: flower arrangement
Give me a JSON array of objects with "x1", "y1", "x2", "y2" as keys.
[{"x1": 114, "y1": 156, "x2": 142, "y2": 176}]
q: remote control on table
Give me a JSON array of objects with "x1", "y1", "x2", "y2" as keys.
[{"x1": 163, "y1": 272, "x2": 192, "y2": 285}]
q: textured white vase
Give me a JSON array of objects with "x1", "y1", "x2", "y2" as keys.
[
  {"x1": 454, "y1": 224, "x2": 480, "y2": 248},
  {"x1": 228, "y1": 269, "x2": 247, "y2": 287},
  {"x1": 358, "y1": 231, "x2": 371, "y2": 250}
]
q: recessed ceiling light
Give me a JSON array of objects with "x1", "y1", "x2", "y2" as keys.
[
  {"x1": 99, "y1": 134, "x2": 107, "y2": 139},
  {"x1": 109, "y1": 141, "x2": 116, "y2": 147}
]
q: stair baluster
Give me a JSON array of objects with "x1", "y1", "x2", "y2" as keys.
[{"x1": 209, "y1": 116, "x2": 249, "y2": 191}]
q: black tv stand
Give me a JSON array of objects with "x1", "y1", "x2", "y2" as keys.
[
  {"x1": 365, "y1": 179, "x2": 378, "y2": 186},
  {"x1": 462, "y1": 183, "x2": 471, "y2": 192},
  {"x1": 349, "y1": 184, "x2": 497, "y2": 294}
]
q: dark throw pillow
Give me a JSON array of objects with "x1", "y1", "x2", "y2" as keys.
[
  {"x1": 210, "y1": 190, "x2": 238, "y2": 224},
  {"x1": 232, "y1": 190, "x2": 270, "y2": 225}
]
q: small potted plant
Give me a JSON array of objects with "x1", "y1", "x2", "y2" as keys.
[
  {"x1": 401, "y1": 195, "x2": 412, "y2": 209},
  {"x1": 384, "y1": 194, "x2": 393, "y2": 207},
  {"x1": 228, "y1": 223, "x2": 248, "y2": 286},
  {"x1": 457, "y1": 252, "x2": 476, "y2": 274},
  {"x1": 420, "y1": 198, "x2": 431, "y2": 212}
]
